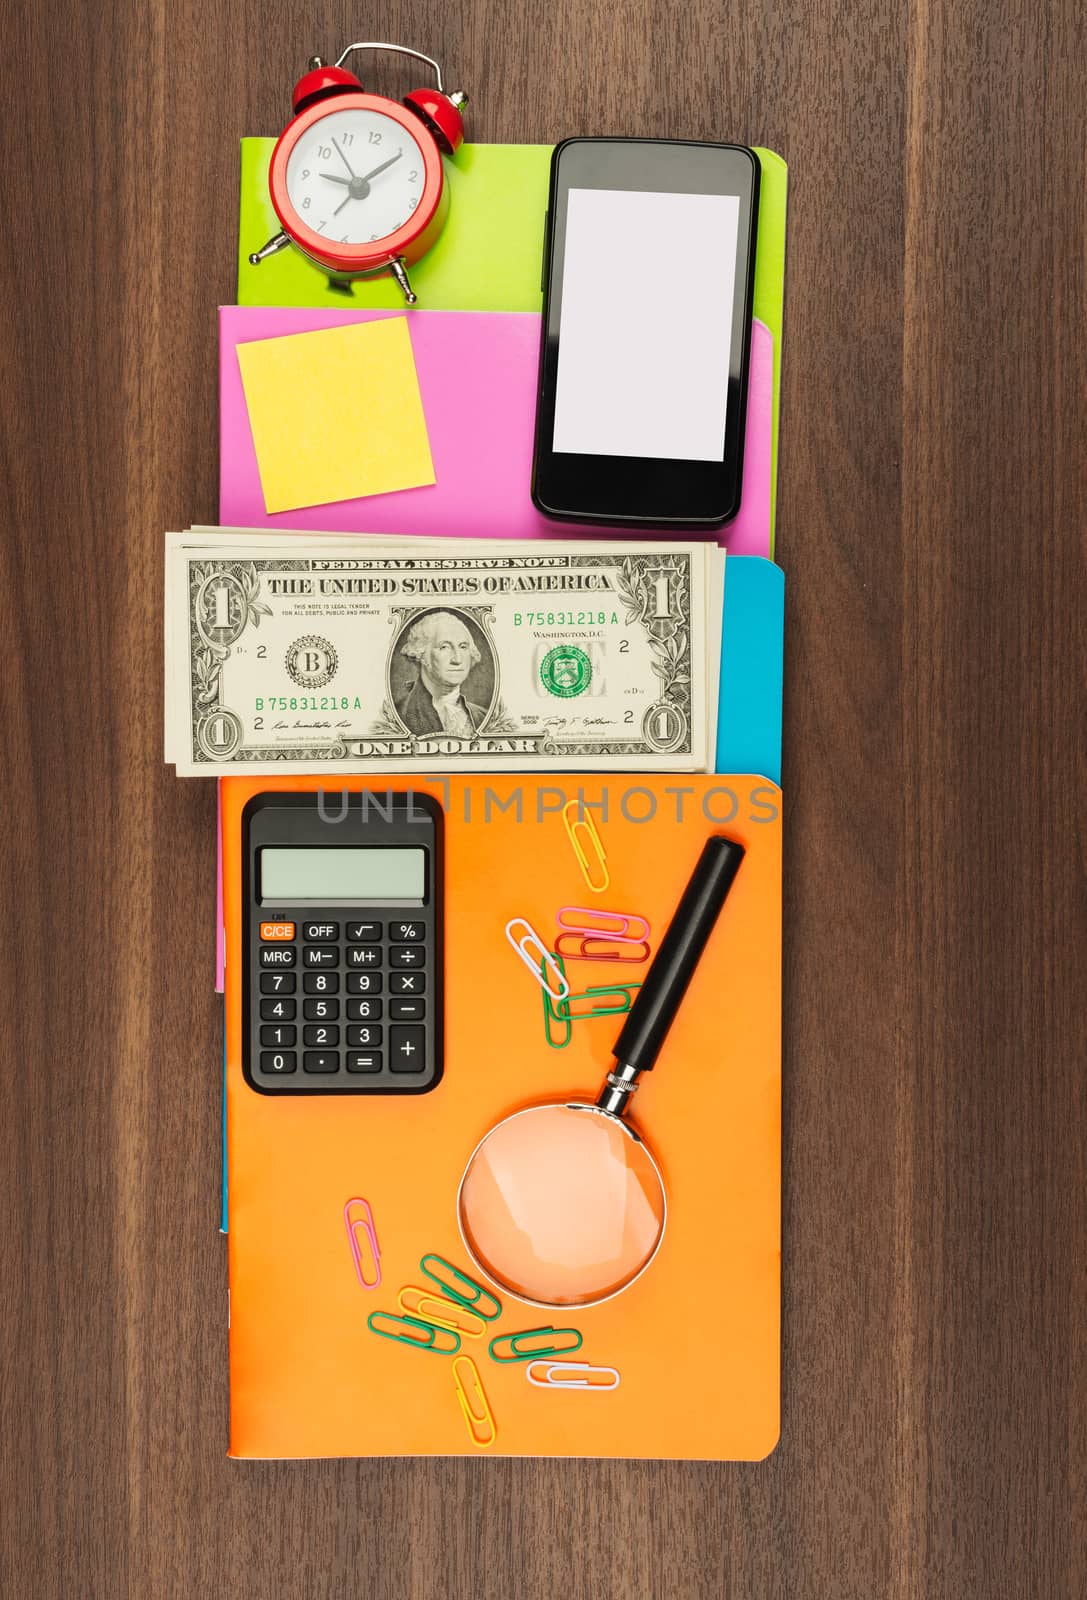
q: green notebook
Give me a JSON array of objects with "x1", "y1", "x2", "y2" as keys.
[{"x1": 236, "y1": 141, "x2": 787, "y2": 542}]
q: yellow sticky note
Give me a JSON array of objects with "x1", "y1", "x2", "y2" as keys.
[{"x1": 236, "y1": 318, "x2": 435, "y2": 513}]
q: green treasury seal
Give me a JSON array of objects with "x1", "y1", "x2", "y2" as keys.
[{"x1": 540, "y1": 644, "x2": 592, "y2": 699}]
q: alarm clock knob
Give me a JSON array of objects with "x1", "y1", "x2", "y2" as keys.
[
  {"x1": 403, "y1": 86, "x2": 468, "y2": 155},
  {"x1": 291, "y1": 62, "x2": 363, "y2": 114}
]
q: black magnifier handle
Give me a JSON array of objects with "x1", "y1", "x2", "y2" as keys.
[{"x1": 611, "y1": 835, "x2": 745, "y2": 1076}]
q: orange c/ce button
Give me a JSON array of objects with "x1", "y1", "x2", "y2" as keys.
[{"x1": 260, "y1": 922, "x2": 296, "y2": 941}]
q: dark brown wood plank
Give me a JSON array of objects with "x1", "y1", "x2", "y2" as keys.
[{"x1": 0, "y1": 0, "x2": 1082, "y2": 1595}]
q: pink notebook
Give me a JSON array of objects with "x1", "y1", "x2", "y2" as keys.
[{"x1": 219, "y1": 307, "x2": 773, "y2": 556}]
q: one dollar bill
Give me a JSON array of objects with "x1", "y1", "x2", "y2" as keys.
[{"x1": 165, "y1": 531, "x2": 722, "y2": 774}]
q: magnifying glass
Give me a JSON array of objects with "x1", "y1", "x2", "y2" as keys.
[{"x1": 457, "y1": 834, "x2": 745, "y2": 1309}]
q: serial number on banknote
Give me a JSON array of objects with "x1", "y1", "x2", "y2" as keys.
[{"x1": 513, "y1": 610, "x2": 620, "y2": 627}]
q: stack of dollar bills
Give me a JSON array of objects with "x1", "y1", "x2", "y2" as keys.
[{"x1": 164, "y1": 529, "x2": 724, "y2": 775}]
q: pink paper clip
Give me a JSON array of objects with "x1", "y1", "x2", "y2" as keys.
[
  {"x1": 557, "y1": 907, "x2": 651, "y2": 943},
  {"x1": 344, "y1": 1197, "x2": 381, "y2": 1290},
  {"x1": 554, "y1": 932, "x2": 651, "y2": 964}
]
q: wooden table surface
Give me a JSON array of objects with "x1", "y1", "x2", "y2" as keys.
[{"x1": 1, "y1": 0, "x2": 1083, "y2": 1595}]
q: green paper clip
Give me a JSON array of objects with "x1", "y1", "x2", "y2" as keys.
[
  {"x1": 488, "y1": 1326, "x2": 584, "y2": 1363},
  {"x1": 420, "y1": 1254, "x2": 502, "y2": 1320},
  {"x1": 367, "y1": 1309, "x2": 461, "y2": 1355},
  {"x1": 557, "y1": 982, "x2": 642, "y2": 1022}
]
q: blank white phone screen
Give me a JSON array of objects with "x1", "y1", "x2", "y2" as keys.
[{"x1": 552, "y1": 187, "x2": 740, "y2": 462}]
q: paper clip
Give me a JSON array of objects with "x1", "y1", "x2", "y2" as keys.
[
  {"x1": 525, "y1": 1360, "x2": 621, "y2": 1391},
  {"x1": 398, "y1": 1286, "x2": 486, "y2": 1339},
  {"x1": 420, "y1": 1254, "x2": 502, "y2": 1320},
  {"x1": 488, "y1": 1326, "x2": 584, "y2": 1363},
  {"x1": 557, "y1": 907, "x2": 651, "y2": 942},
  {"x1": 452, "y1": 1355, "x2": 497, "y2": 1448},
  {"x1": 505, "y1": 917, "x2": 569, "y2": 1001},
  {"x1": 366, "y1": 1310, "x2": 461, "y2": 1355},
  {"x1": 557, "y1": 982, "x2": 641, "y2": 1021},
  {"x1": 343, "y1": 1197, "x2": 381, "y2": 1289},
  {"x1": 554, "y1": 932, "x2": 651, "y2": 963},
  {"x1": 562, "y1": 801, "x2": 610, "y2": 895}
]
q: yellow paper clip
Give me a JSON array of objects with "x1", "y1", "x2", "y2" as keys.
[
  {"x1": 452, "y1": 1355, "x2": 497, "y2": 1448},
  {"x1": 343, "y1": 1197, "x2": 381, "y2": 1289},
  {"x1": 525, "y1": 1359, "x2": 621, "y2": 1391},
  {"x1": 562, "y1": 801, "x2": 610, "y2": 894},
  {"x1": 505, "y1": 917, "x2": 569, "y2": 1001},
  {"x1": 398, "y1": 1285, "x2": 486, "y2": 1339}
]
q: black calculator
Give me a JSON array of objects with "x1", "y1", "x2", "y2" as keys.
[{"x1": 242, "y1": 790, "x2": 443, "y2": 1095}]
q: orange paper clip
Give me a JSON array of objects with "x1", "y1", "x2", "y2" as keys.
[
  {"x1": 561, "y1": 801, "x2": 610, "y2": 894},
  {"x1": 343, "y1": 1197, "x2": 381, "y2": 1289},
  {"x1": 452, "y1": 1355, "x2": 497, "y2": 1448},
  {"x1": 525, "y1": 1359, "x2": 621, "y2": 1391},
  {"x1": 398, "y1": 1286, "x2": 486, "y2": 1338}
]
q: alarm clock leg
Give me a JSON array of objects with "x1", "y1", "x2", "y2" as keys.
[
  {"x1": 389, "y1": 258, "x2": 418, "y2": 305},
  {"x1": 248, "y1": 231, "x2": 291, "y2": 267}
]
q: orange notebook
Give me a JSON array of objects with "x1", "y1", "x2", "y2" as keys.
[{"x1": 223, "y1": 774, "x2": 781, "y2": 1460}]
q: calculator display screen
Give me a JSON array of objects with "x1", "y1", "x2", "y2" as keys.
[{"x1": 259, "y1": 848, "x2": 425, "y2": 903}]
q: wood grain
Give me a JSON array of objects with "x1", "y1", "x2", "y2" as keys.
[{"x1": 1, "y1": 0, "x2": 1083, "y2": 1595}]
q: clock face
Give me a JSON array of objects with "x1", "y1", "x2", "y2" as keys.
[{"x1": 283, "y1": 106, "x2": 428, "y2": 247}]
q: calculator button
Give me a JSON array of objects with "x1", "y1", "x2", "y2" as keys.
[
  {"x1": 260, "y1": 1050, "x2": 296, "y2": 1074},
  {"x1": 260, "y1": 972, "x2": 296, "y2": 994},
  {"x1": 347, "y1": 946, "x2": 381, "y2": 968},
  {"x1": 260, "y1": 998, "x2": 296, "y2": 1020},
  {"x1": 390, "y1": 921, "x2": 425, "y2": 942},
  {"x1": 346, "y1": 1051, "x2": 383, "y2": 1073},
  {"x1": 304, "y1": 1024, "x2": 340, "y2": 1047},
  {"x1": 303, "y1": 945, "x2": 338, "y2": 968},
  {"x1": 303, "y1": 1051, "x2": 340, "y2": 1074},
  {"x1": 389, "y1": 998, "x2": 426, "y2": 1022},
  {"x1": 390, "y1": 972, "x2": 425, "y2": 995},
  {"x1": 390, "y1": 1025, "x2": 426, "y2": 1072},
  {"x1": 347, "y1": 1024, "x2": 383, "y2": 1047},
  {"x1": 260, "y1": 946, "x2": 296, "y2": 967},
  {"x1": 303, "y1": 921, "x2": 339, "y2": 941},
  {"x1": 346, "y1": 971, "x2": 381, "y2": 994},
  {"x1": 303, "y1": 972, "x2": 340, "y2": 994},
  {"x1": 346, "y1": 998, "x2": 382, "y2": 1021},
  {"x1": 260, "y1": 1024, "x2": 296, "y2": 1047},
  {"x1": 260, "y1": 921, "x2": 295, "y2": 941},
  {"x1": 390, "y1": 945, "x2": 425, "y2": 968},
  {"x1": 346, "y1": 921, "x2": 382, "y2": 942},
  {"x1": 303, "y1": 998, "x2": 340, "y2": 1021}
]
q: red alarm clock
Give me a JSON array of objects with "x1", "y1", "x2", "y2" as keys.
[{"x1": 249, "y1": 43, "x2": 467, "y2": 303}]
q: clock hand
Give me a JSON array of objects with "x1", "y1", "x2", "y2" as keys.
[
  {"x1": 320, "y1": 171, "x2": 352, "y2": 187},
  {"x1": 358, "y1": 151, "x2": 403, "y2": 184},
  {"x1": 333, "y1": 194, "x2": 352, "y2": 216},
  {"x1": 331, "y1": 137, "x2": 357, "y2": 179}
]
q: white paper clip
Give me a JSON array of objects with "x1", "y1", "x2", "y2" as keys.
[
  {"x1": 505, "y1": 918, "x2": 569, "y2": 1001},
  {"x1": 525, "y1": 1359, "x2": 621, "y2": 1391}
]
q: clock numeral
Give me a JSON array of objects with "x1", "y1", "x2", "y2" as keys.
[
  {"x1": 408, "y1": 196, "x2": 419, "y2": 211},
  {"x1": 368, "y1": 130, "x2": 382, "y2": 144},
  {"x1": 301, "y1": 167, "x2": 310, "y2": 179},
  {"x1": 340, "y1": 234, "x2": 350, "y2": 243},
  {"x1": 341, "y1": 132, "x2": 355, "y2": 146},
  {"x1": 302, "y1": 196, "x2": 311, "y2": 210},
  {"x1": 317, "y1": 219, "x2": 327, "y2": 230},
  {"x1": 408, "y1": 170, "x2": 419, "y2": 182},
  {"x1": 370, "y1": 233, "x2": 380, "y2": 241},
  {"x1": 317, "y1": 144, "x2": 332, "y2": 159}
]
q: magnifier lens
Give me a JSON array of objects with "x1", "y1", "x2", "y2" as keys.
[{"x1": 459, "y1": 1104, "x2": 666, "y2": 1307}]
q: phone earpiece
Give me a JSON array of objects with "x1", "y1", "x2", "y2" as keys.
[{"x1": 403, "y1": 86, "x2": 468, "y2": 154}]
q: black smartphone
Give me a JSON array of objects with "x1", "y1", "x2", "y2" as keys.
[{"x1": 531, "y1": 138, "x2": 760, "y2": 529}]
